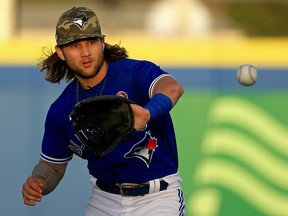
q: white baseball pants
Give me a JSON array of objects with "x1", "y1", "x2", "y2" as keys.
[{"x1": 85, "y1": 173, "x2": 185, "y2": 216}]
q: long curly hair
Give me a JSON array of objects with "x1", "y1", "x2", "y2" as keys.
[{"x1": 38, "y1": 41, "x2": 128, "y2": 83}]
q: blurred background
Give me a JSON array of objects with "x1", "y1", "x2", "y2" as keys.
[{"x1": 1, "y1": 0, "x2": 287, "y2": 216}]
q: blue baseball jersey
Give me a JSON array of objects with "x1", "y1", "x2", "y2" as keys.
[{"x1": 41, "y1": 58, "x2": 179, "y2": 184}]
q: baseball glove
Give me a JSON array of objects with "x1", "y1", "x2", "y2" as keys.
[{"x1": 70, "y1": 95, "x2": 135, "y2": 156}]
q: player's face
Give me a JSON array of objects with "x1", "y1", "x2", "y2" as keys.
[{"x1": 56, "y1": 38, "x2": 105, "y2": 80}]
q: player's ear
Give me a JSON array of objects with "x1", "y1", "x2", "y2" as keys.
[
  {"x1": 101, "y1": 37, "x2": 105, "y2": 51},
  {"x1": 55, "y1": 45, "x2": 65, "y2": 60}
]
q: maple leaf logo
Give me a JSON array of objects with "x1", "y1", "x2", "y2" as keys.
[{"x1": 124, "y1": 131, "x2": 158, "y2": 168}]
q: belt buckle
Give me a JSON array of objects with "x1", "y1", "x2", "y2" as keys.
[
  {"x1": 118, "y1": 183, "x2": 142, "y2": 196},
  {"x1": 119, "y1": 186, "x2": 126, "y2": 196}
]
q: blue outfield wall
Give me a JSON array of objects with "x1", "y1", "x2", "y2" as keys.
[{"x1": 0, "y1": 66, "x2": 287, "y2": 216}]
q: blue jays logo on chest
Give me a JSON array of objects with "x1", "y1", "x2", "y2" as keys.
[
  {"x1": 69, "y1": 139, "x2": 85, "y2": 157},
  {"x1": 124, "y1": 131, "x2": 158, "y2": 168}
]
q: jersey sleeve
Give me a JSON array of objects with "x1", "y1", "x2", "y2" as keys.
[
  {"x1": 40, "y1": 103, "x2": 73, "y2": 164},
  {"x1": 133, "y1": 60, "x2": 173, "y2": 99}
]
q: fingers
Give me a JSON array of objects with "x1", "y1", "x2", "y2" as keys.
[
  {"x1": 22, "y1": 177, "x2": 45, "y2": 206},
  {"x1": 130, "y1": 104, "x2": 150, "y2": 131}
]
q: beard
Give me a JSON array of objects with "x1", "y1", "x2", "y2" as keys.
[{"x1": 66, "y1": 51, "x2": 105, "y2": 80}]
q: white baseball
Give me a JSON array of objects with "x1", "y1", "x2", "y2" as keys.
[{"x1": 237, "y1": 64, "x2": 257, "y2": 86}]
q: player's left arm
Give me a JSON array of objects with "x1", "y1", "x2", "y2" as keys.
[
  {"x1": 131, "y1": 76, "x2": 184, "y2": 131},
  {"x1": 150, "y1": 75, "x2": 184, "y2": 107}
]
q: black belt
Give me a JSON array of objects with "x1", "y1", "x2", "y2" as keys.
[{"x1": 96, "y1": 180, "x2": 169, "y2": 196}]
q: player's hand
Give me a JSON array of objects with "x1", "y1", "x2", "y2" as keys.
[
  {"x1": 22, "y1": 177, "x2": 45, "y2": 206},
  {"x1": 130, "y1": 104, "x2": 150, "y2": 131}
]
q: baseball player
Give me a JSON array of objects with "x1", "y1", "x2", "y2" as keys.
[{"x1": 22, "y1": 7, "x2": 185, "y2": 216}]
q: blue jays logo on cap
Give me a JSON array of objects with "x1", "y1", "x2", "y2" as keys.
[
  {"x1": 70, "y1": 13, "x2": 88, "y2": 30},
  {"x1": 55, "y1": 7, "x2": 105, "y2": 46}
]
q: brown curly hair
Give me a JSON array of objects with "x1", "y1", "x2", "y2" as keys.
[{"x1": 38, "y1": 40, "x2": 128, "y2": 83}]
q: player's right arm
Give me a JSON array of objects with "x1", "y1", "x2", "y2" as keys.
[
  {"x1": 22, "y1": 159, "x2": 67, "y2": 206},
  {"x1": 22, "y1": 176, "x2": 46, "y2": 206}
]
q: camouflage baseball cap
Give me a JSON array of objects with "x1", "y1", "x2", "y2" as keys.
[{"x1": 55, "y1": 7, "x2": 105, "y2": 46}]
